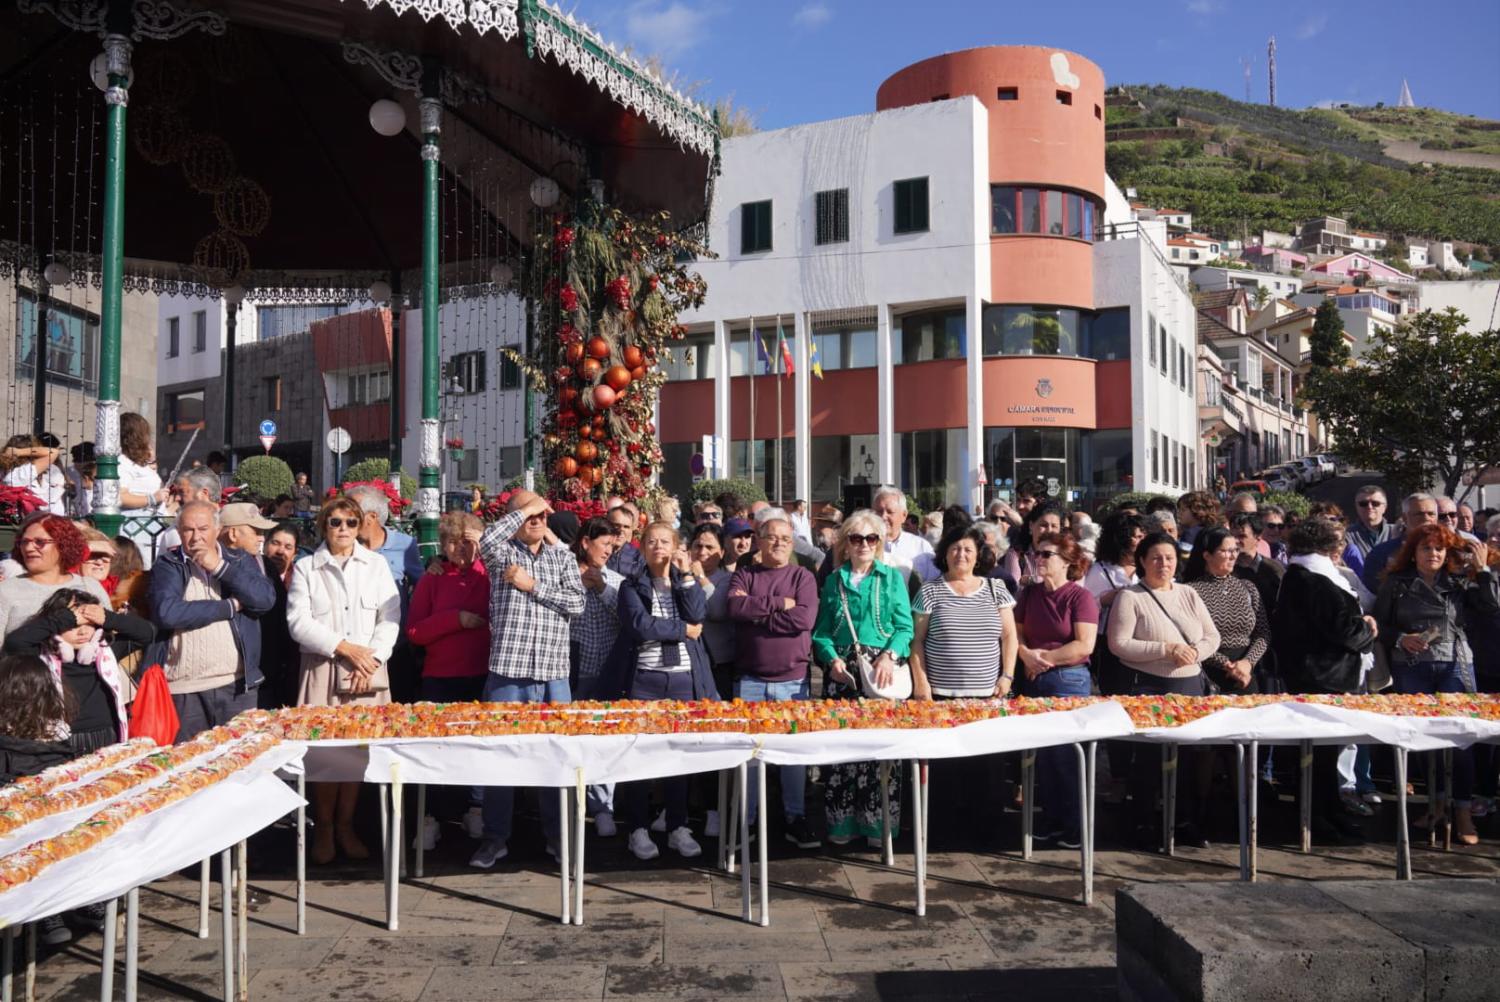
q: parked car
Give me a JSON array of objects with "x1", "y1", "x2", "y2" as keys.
[
  {"x1": 1230, "y1": 479, "x2": 1270, "y2": 498},
  {"x1": 1294, "y1": 457, "x2": 1325, "y2": 484},
  {"x1": 1320, "y1": 453, "x2": 1352, "y2": 477},
  {"x1": 1263, "y1": 469, "x2": 1297, "y2": 492},
  {"x1": 1311, "y1": 454, "x2": 1338, "y2": 479}
]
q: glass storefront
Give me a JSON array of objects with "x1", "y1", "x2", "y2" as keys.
[
  {"x1": 981, "y1": 305, "x2": 1130, "y2": 360},
  {"x1": 898, "y1": 429, "x2": 969, "y2": 511},
  {"x1": 896, "y1": 308, "x2": 966, "y2": 363},
  {"x1": 809, "y1": 434, "x2": 880, "y2": 502}
]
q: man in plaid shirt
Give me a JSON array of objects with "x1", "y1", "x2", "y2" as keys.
[{"x1": 470, "y1": 490, "x2": 586, "y2": 868}]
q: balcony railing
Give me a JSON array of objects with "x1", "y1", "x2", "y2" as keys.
[{"x1": 1094, "y1": 221, "x2": 1194, "y2": 295}]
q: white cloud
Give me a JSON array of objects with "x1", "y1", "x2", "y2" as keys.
[
  {"x1": 624, "y1": 2, "x2": 712, "y2": 59},
  {"x1": 793, "y1": 3, "x2": 832, "y2": 28},
  {"x1": 1185, "y1": 0, "x2": 1225, "y2": 13},
  {"x1": 1296, "y1": 14, "x2": 1328, "y2": 40}
]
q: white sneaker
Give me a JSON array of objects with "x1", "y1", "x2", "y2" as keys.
[
  {"x1": 469, "y1": 838, "x2": 507, "y2": 869},
  {"x1": 628, "y1": 828, "x2": 660, "y2": 860},
  {"x1": 704, "y1": 809, "x2": 720, "y2": 838},
  {"x1": 595, "y1": 810, "x2": 618, "y2": 837},
  {"x1": 667, "y1": 826, "x2": 702, "y2": 858},
  {"x1": 412, "y1": 815, "x2": 439, "y2": 852},
  {"x1": 650, "y1": 809, "x2": 667, "y2": 833},
  {"x1": 462, "y1": 806, "x2": 485, "y2": 840}
]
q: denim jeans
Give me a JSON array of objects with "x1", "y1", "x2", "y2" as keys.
[
  {"x1": 1019, "y1": 666, "x2": 1092, "y2": 837},
  {"x1": 479, "y1": 675, "x2": 572, "y2": 844},
  {"x1": 1392, "y1": 660, "x2": 1475, "y2": 806},
  {"x1": 737, "y1": 676, "x2": 811, "y2": 822}
]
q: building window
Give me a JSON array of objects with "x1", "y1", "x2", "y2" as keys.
[
  {"x1": 457, "y1": 449, "x2": 479, "y2": 483},
  {"x1": 450, "y1": 350, "x2": 486, "y2": 394},
  {"x1": 1046, "y1": 190, "x2": 1064, "y2": 235},
  {"x1": 982, "y1": 305, "x2": 1081, "y2": 357},
  {"x1": 897, "y1": 308, "x2": 966, "y2": 363},
  {"x1": 741, "y1": 200, "x2": 772, "y2": 254},
  {"x1": 893, "y1": 177, "x2": 929, "y2": 234},
  {"x1": 1151, "y1": 431, "x2": 1159, "y2": 482},
  {"x1": 167, "y1": 390, "x2": 206, "y2": 433},
  {"x1": 263, "y1": 375, "x2": 282, "y2": 412},
  {"x1": 17, "y1": 292, "x2": 100, "y2": 392},
  {"x1": 664, "y1": 332, "x2": 715, "y2": 381},
  {"x1": 815, "y1": 188, "x2": 849, "y2": 246},
  {"x1": 1021, "y1": 188, "x2": 1041, "y2": 233},
  {"x1": 1147, "y1": 313, "x2": 1157, "y2": 365},
  {"x1": 1179, "y1": 346, "x2": 1188, "y2": 391},
  {"x1": 499, "y1": 350, "x2": 521, "y2": 390},
  {"x1": 997, "y1": 87, "x2": 1018, "y2": 101},
  {"x1": 498, "y1": 446, "x2": 522, "y2": 480},
  {"x1": 1056, "y1": 90, "x2": 1072, "y2": 106},
  {"x1": 166, "y1": 317, "x2": 180, "y2": 358},
  {"x1": 1094, "y1": 103, "x2": 1102, "y2": 120},
  {"x1": 806, "y1": 322, "x2": 878, "y2": 371},
  {"x1": 345, "y1": 369, "x2": 390, "y2": 405},
  {"x1": 1158, "y1": 324, "x2": 1168, "y2": 375},
  {"x1": 192, "y1": 310, "x2": 207, "y2": 353},
  {"x1": 1090, "y1": 307, "x2": 1130, "y2": 361},
  {"x1": 898, "y1": 429, "x2": 969, "y2": 505}
]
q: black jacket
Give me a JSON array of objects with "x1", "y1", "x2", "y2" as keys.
[
  {"x1": 145, "y1": 545, "x2": 277, "y2": 693},
  {"x1": 2, "y1": 607, "x2": 155, "y2": 662},
  {"x1": 603, "y1": 568, "x2": 720, "y2": 701},
  {"x1": 1271, "y1": 564, "x2": 1375, "y2": 695},
  {"x1": 0, "y1": 735, "x2": 75, "y2": 786},
  {"x1": 1235, "y1": 556, "x2": 1284, "y2": 621},
  {"x1": 255, "y1": 559, "x2": 296, "y2": 709}
]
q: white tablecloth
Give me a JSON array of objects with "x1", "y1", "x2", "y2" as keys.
[{"x1": 1129, "y1": 702, "x2": 1500, "y2": 751}]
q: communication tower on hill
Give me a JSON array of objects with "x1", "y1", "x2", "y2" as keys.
[
  {"x1": 1240, "y1": 57, "x2": 1252, "y2": 102},
  {"x1": 1267, "y1": 36, "x2": 1277, "y2": 107}
]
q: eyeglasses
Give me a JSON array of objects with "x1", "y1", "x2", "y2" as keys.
[
  {"x1": 325, "y1": 518, "x2": 358, "y2": 529},
  {"x1": 1034, "y1": 550, "x2": 1060, "y2": 562},
  {"x1": 699, "y1": 511, "x2": 722, "y2": 520},
  {"x1": 762, "y1": 535, "x2": 793, "y2": 545},
  {"x1": 848, "y1": 534, "x2": 882, "y2": 546},
  {"x1": 18, "y1": 537, "x2": 54, "y2": 549},
  {"x1": 1263, "y1": 522, "x2": 1284, "y2": 530},
  {"x1": 1215, "y1": 547, "x2": 1242, "y2": 556},
  {"x1": 1438, "y1": 513, "x2": 1458, "y2": 521},
  {"x1": 1356, "y1": 500, "x2": 1384, "y2": 508}
]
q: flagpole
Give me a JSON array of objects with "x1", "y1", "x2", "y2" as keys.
[
  {"x1": 775, "y1": 315, "x2": 783, "y2": 504},
  {"x1": 749, "y1": 318, "x2": 757, "y2": 489}
]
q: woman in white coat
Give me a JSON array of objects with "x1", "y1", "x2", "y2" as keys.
[{"x1": 288, "y1": 495, "x2": 401, "y2": 864}]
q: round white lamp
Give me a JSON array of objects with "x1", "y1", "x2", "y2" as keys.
[
  {"x1": 368, "y1": 99, "x2": 407, "y2": 138},
  {"x1": 367, "y1": 279, "x2": 392, "y2": 303},
  {"x1": 529, "y1": 177, "x2": 560, "y2": 208},
  {"x1": 489, "y1": 262, "x2": 514, "y2": 287},
  {"x1": 42, "y1": 261, "x2": 72, "y2": 286}
]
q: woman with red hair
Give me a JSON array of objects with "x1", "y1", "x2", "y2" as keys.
[
  {"x1": 1374, "y1": 522, "x2": 1498, "y2": 844},
  {"x1": 0, "y1": 513, "x2": 109, "y2": 639}
]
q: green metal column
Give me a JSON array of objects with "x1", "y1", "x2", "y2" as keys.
[
  {"x1": 417, "y1": 73, "x2": 442, "y2": 558},
  {"x1": 91, "y1": 21, "x2": 133, "y2": 538}
]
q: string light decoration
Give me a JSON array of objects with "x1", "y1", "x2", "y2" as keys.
[
  {"x1": 179, "y1": 133, "x2": 236, "y2": 194},
  {"x1": 132, "y1": 44, "x2": 195, "y2": 109},
  {"x1": 130, "y1": 104, "x2": 188, "y2": 165},
  {"x1": 192, "y1": 229, "x2": 250, "y2": 283},
  {"x1": 213, "y1": 176, "x2": 271, "y2": 237},
  {"x1": 512, "y1": 205, "x2": 709, "y2": 502}
]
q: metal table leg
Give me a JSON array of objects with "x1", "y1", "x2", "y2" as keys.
[
  {"x1": 1442, "y1": 749, "x2": 1454, "y2": 852},
  {"x1": 737, "y1": 762, "x2": 752, "y2": 923},
  {"x1": 573, "y1": 771, "x2": 585, "y2": 926},
  {"x1": 235, "y1": 842, "x2": 248, "y2": 1002},
  {"x1": 1395, "y1": 747, "x2": 1412, "y2": 880},
  {"x1": 100, "y1": 897, "x2": 118, "y2": 1002},
  {"x1": 1427, "y1": 754, "x2": 1438, "y2": 848},
  {"x1": 125, "y1": 887, "x2": 139, "y2": 1002},
  {"x1": 1236, "y1": 744, "x2": 1249, "y2": 880},
  {"x1": 879, "y1": 762, "x2": 894, "y2": 867},
  {"x1": 1083, "y1": 743, "x2": 1097, "y2": 906},
  {"x1": 1247, "y1": 740, "x2": 1259, "y2": 882},
  {"x1": 1163, "y1": 745, "x2": 1179, "y2": 857},
  {"x1": 219, "y1": 849, "x2": 233, "y2": 1002},
  {"x1": 1299, "y1": 740, "x2": 1313, "y2": 854},
  {"x1": 386, "y1": 770, "x2": 402, "y2": 932},
  {"x1": 715, "y1": 770, "x2": 729, "y2": 872},
  {"x1": 725, "y1": 768, "x2": 740, "y2": 876},
  {"x1": 558, "y1": 787, "x2": 571, "y2": 926},
  {"x1": 1021, "y1": 751, "x2": 1035, "y2": 860},
  {"x1": 912, "y1": 760, "x2": 927, "y2": 918},
  {"x1": 414, "y1": 784, "x2": 427, "y2": 879},
  {"x1": 4, "y1": 925, "x2": 14, "y2": 1002},
  {"x1": 757, "y1": 760, "x2": 769, "y2": 928},
  {"x1": 22, "y1": 922, "x2": 33, "y2": 1002},
  {"x1": 295, "y1": 773, "x2": 306, "y2": 936},
  {"x1": 198, "y1": 858, "x2": 210, "y2": 939}
]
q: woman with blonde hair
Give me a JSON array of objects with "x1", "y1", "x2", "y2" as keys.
[
  {"x1": 288, "y1": 496, "x2": 402, "y2": 863},
  {"x1": 811, "y1": 510, "x2": 914, "y2": 846}
]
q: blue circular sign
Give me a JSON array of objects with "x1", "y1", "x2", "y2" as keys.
[{"x1": 258, "y1": 419, "x2": 277, "y2": 437}]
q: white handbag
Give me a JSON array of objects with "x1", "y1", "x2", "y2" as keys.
[{"x1": 839, "y1": 578, "x2": 912, "y2": 701}]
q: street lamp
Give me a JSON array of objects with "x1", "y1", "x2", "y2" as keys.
[
  {"x1": 529, "y1": 176, "x2": 560, "y2": 208},
  {"x1": 368, "y1": 98, "x2": 407, "y2": 137},
  {"x1": 367, "y1": 279, "x2": 392, "y2": 303}
]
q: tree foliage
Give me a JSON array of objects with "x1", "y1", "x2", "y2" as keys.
[
  {"x1": 690, "y1": 478, "x2": 767, "y2": 507},
  {"x1": 1308, "y1": 298, "x2": 1350, "y2": 369},
  {"x1": 232, "y1": 455, "x2": 293, "y2": 499},
  {"x1": 342, "y1": 458, "x2": 416, "y2": 500},
  {"x1": 1303, "y1": 308, "x2": 1500, "y2": 498}
]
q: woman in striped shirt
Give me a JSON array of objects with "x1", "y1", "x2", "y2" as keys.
[{"x1": 910, "y1": 526, "x2": 1017, "y2": 700}]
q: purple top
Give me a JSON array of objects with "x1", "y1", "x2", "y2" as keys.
[
  {"x1": 725, "y1": 562, "x2": 820, "y2": 682},
  {"x1": 1014, "y1": 581, "x2": 1100, "y2": 669}
]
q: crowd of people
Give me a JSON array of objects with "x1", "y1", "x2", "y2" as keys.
[{"x1": 3, "y1": 415, "x2": 1499, "y2": 944}]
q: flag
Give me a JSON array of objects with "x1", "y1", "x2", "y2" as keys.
[
  {"x1": 753, "y1": 327, "x2": 772, "y2": 374},
  {"x1": 777, "y1": 327, "x2": 795, "y2": 377},
  {"x1": 809, "y1": 338, "x2": 824, "y2": 380}
]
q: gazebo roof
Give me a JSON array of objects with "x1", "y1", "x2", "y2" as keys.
[{"x1": 1, "y1": 0, "x2": 718, "y2": 296}]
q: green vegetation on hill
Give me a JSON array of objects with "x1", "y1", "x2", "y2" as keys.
[{"x1": 1107, "y1": 86, "x2": 1500, "y2": 252}]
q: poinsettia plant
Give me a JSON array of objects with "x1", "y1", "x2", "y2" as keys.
[
  {"x1": 325, "y1": 479, "x2": 410, "y2": 514},
  {"x1": 478, "y1": 490, "x2": 604, "y2": 525},
  {"x1": 0, "y1": 486, "x2": 46, "y2": 525}
]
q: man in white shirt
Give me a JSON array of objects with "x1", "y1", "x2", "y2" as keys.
[{"x1": 873, "y1": 485, "x2": 932, "y2": 581}]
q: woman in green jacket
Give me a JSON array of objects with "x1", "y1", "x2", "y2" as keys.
[{"x1": 812, "y1": 509, "x2": 915, "y2": 846}]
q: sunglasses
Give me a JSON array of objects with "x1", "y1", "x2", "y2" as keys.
[
  {"x1": 848, "y1": 534, "x2": 882, "y2": 546},
  {"x1": 1356, "y1": 500, "x2": 1384, "y2": 508},
  {"x1": 1438, "y1": 513, "x2": 1458, "y2": 521},
  {"x1": 325, "y1": 517, "x2": 359, "y2": 529},
  {"x1": 86, "y1": 552, "x2": 112, "y2": 561},
  {"x1": 1034, "y1": 550, "x2": 1060, "y2": 561},
  {"x1": 699, "y1": 511, "x2": 722, "y2": 520},
  {"x1": 1263, "y1": 522, "x2": 1284, "y2": 529}
]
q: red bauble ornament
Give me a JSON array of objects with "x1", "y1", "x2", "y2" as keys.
[
  {"x1": 578, "y1": 357, "x2": 602, "y2": 381},
  {"x1": 554, "y1": 456, "x2": 578, "y2": 479},
  {"x1": 564, "y1": 342, "x2": 585, "y2": 365},
  {"x1": 587, "y1": 336, "x2": 610, "y2": 359},
  {"x1": 577, "y1": 466, "x2": 597, "y2": 488},
  {"x1": 630, "y1": 366, "x2": 647, "y2": 381},
  {"x1": 559, "y1": 386, "x2": 578, "y2": 409},
  {"x1": 604, "y1": 365, "x2": 632, "y2": 392},
  {"x1": 592, "y1": 384, "x2": 618, "y2": 410},
  {"x1": 557, "y1": 410, "x2": 579, "y2": 428},
  {"x1": 575, "y1": 441, "x2": 598, "y2": 463},
  {"x1": 622, "y1": 345, "x2": 644, "y2": 369}
]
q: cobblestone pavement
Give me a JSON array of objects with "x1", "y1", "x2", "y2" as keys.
[{"x1": 24, "y1": 782, "x2": 1500, "y2": 1001}]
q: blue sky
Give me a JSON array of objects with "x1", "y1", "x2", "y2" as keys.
[{"x1": 563, "y1": 0, "x2": 1500, "y2": 128}]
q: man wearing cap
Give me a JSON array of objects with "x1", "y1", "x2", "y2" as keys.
[
  {"x1": 722, "y1": 517, "x2": 757, "y2": 573},
  {"x1": 146, "y1": 500, "x2": 277, "y2": 740},
  {"x1": 219, "y1": 503, "x2": 296, "y2": 708}
]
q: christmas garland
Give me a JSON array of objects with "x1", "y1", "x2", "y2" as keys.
[{"x1": 509, "y1": 205, "x2": 709, "y2": 505}]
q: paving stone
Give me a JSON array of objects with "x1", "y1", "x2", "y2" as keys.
[
  {"x1": 250, "y1": 964, "x2": 435, "y2": 1000},
  {"x1": 150, "y1": 933, "x2": 338, "y2": 970},
  {"x1": 419, "y1": 963, "x2": 607, "y2": 1000},
  {"x1": 665, "y1": 925, "x2": 830, "y2": 963},
  {"x1": 500, "y1": 916, "x2": 663, "y2": 964},
  {"x1": 323, "y1": 934, "x2": 502, "y2": 968},
  {"x1": 779, "y1": 960, "x2": 985, "y2": 1001},
  {"x1": 604, "y1": 961, "x2": 785, "y2": 999},
  {"x1": 665, "y1": 900, "x2": 822, "y2": 932},
  {"x1": 961, "y1": 896, "x2": 1116, "y2": 966}
]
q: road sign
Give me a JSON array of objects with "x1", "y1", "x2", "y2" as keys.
[
  {"x1": 326, "y1": 427, "x2": 351, "y2": 455},
  {"x1": 259, "y1": 435, "x2": 276, "y2": 453},
  {"x1": 258, "y1": 419, "x2": 277, "y2": 437}
]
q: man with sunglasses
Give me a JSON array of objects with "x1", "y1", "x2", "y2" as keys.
[
  {"x1": 471, "y1": 490, "x2": 586, "y2": 868},
  {"x1": 1361, "y1": 492, "x2": 1440, "y2": 593},
  {"x1": 694, "y1": 502, "x2": 723, "y2": 525},
  {"x1": 1438, "y1": 497, "x2": 1482, "y2": 544},
  {"x1": 606, "y1": 501, "x2": 646, "y2": 578}
]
